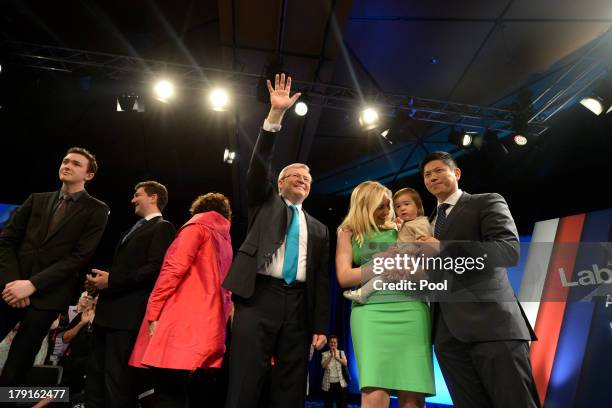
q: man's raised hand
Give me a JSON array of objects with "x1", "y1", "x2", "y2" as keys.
[{"x1": 266, "y1": 73, "x2": 301, "y2": 124}]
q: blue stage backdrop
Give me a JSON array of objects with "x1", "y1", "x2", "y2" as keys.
[{"x1": 0, "y1": 203, "x2": 19, "y2": 229}]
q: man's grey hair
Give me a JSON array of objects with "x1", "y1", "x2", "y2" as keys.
[
  {"x1": 277, "y1": 163, "x2": 311, "y2": 193},
  {"x1": 278, "y1": 163, "x2": 310, "y2": 183}
]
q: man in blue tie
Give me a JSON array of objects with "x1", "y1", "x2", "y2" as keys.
[{"x1": 223, "y1": 74, "x2": 330, "y2": 408}]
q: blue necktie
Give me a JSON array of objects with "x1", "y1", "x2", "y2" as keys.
[
  {"x1": 282, "y1": 205, "x2": 300, "y2": 284},
  {"x1": 434, "y1": 203, "x2": 450, "y2": 239},
  {"x1": 121, "y1": 218, "x2": 146, "y2": 244}
]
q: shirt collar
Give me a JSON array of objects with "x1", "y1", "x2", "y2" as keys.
[
  {"x1": 59, "y1": 189, "x2": 86, "y2": 202},
  {"x1": 438, "y1": 189, "x2": 463, "y2": 207},
  {"x1": 282, "y1": 197, "x2": 302, "y2": 211},
  {"x1": 144, "y1": 212, "x2": 162, "y2": 221}
]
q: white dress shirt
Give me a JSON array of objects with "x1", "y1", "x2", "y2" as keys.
[
  {"x1": 263, "y1": 119, "x2": 282, "y2": 133},
  {"x1": 144, "y1": 212, "x2": 162, "y2": 221}
]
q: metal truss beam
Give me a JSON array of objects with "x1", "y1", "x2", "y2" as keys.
[{"x1": 3, "y1": 40, "x2": 550, "y2": 135}]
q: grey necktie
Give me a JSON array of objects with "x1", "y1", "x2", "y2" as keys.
[
  {"x1": 47, "y1": 195, "x2": 72, "y2": 236},
  {"x1": 434, "y1": 203, "x2": 451, "y2": 239}
]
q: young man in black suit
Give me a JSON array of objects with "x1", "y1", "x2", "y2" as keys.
[
  {"x1": 0, "y1": 147, "x2": 109, "y2": 386},
  {"x1": 223, "y1": 74, "x2": 330, "y2": 408},
  {"x1": 418, "y1": 151, "x2": 540, "y2": 408},
  {"x1": 84, "y1": 180, "x2": 175, "y2": 408}
]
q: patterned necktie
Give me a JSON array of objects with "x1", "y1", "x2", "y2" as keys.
[
  {"x1": 282, "y1": 205, "x2": 300, "y2": 284},
  {"x1": 434, "y1": 203, "x2": 451, "y2": 239},
  {"x1": 47, "y1": 194, "x2": 72, "y2": 236},
  {"x1": 121, "y1": 218, "x2": 146, "y2": 244}
]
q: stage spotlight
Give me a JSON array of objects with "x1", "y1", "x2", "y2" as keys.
[
  {"x1": 209, "y1": 88, "x2": 229, "y2": 111},
  {"x1": 294, "y1": 101, "x2": 308, "y2": 116},
  {"x1": 154, "y1": 80, "x2": 174, "y2": 103},
  {"x1": 579, "y1": 96, "x2": 605, "y2": 115},
  {"x1": 359, "y1": 108, "x2": 380, "y2": 130},
  {"x1": 116, "y1": 95, "x2": 144, "y2": 112},
  {"x1": 513, "y1": 134, "x2": 528, "y2": 146},
  {"x1": 580, "y1": 77, "x2": 612, "y2": 115},
  {"x1": 380, "y1": 129, "x2": 393, "y2": 144},
  {"x1": 448, "y1": 129, "x2": 475, "y2": 148},
  {"x1": 223, "y1": 148, "x2": 236, "y2": 164}
]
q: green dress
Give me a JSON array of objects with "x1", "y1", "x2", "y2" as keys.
[{"x1": 350, "y1": 228, "x2": 435, "y2": 395}]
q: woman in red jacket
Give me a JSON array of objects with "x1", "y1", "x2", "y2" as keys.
[{"x1": 129, "y1": 192, "x2": 233, "y2": 408}]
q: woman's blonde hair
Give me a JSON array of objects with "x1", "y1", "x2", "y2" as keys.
[{"x1": 338, "y1": 181, "x2": 396, "y2": 246}]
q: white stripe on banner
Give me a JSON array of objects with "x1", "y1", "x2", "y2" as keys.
[{"x1": 519, "y1": 218, "x2": 560, "y2": 330}]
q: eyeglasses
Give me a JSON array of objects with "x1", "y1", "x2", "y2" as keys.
[
  {"x1": 282, "y1": 173, "x2": 312, "y2": 184},
  {"x1": 423, "y1": 167, "x2": 447, "y2": 179}
]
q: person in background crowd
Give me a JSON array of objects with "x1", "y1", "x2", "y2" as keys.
[{"x1": 321, "y1": 335, "x2": 348, "y2": 408}]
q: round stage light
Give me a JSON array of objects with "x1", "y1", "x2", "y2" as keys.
[
  {"x1": 359, "y1": 108, "x2": 380, "y2": 130},
  {"x1": 513, "y1": 134, "x2": 528, "y2": 146},
  {"x1": 154, "y1": 80, "x2": 174, "y2": 102},
  {"x1": 360, "y1": 108, "x2": 379, "y2": 125},
  {"x1": 210, "y1": 89, "x2": 229, "y2": 111},
  {"x1": 294, "y1": 101, "x2": 308, "y2": 116},
  {"x1": 461, "y1": 133, "x2": 473, "y2": 147}
]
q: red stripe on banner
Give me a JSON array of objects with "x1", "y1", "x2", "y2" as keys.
[{"x1": 530, "y1": 214, "x2": 585, "y2": 405}]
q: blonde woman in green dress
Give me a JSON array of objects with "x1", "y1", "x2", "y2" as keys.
[{"x1": 336, "y1": 181, "x2": 435, "y2": 408}]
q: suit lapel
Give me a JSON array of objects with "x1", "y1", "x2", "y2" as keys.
[
  {"x1": 43, "y1": 193, "x2": 89, "y2": 244},
  {"x1": 118, "y1": 216, "x2": 160, "y2": 249},
  {"x1": 439, "y1": 192, "x2": 470, "y2": 239},
  {"x1": 304, "y1": 211, "x2": 315, "y2": 280}
]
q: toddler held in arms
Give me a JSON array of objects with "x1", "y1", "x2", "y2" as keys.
[{"x1": 343, "y1": 188, "x2": 431, "y2": 303}]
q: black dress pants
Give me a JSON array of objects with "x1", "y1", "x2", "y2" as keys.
[
  {"x1": 85, "y1": 324, "x2": 140, "y2": 408},
  {"x1": 324, "y1": 382, "x2": 347, "y2": 408},
  {"x1": 225, "y1": 275, "x2": 309, "y2": 408},
  {"x1": 0, "y1": 302, "x2": 57, "y2": 386},
  {"x1": 434, "y1": 312, "x2": 541, "y2": 408}
]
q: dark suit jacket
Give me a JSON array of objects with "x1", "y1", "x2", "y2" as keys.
[
  {"x1": 94, "y1": 216, "x2": 175, "y2": 331},
  {"x1": 431, "y1": 191, "x2": 536, "y2": 342},
  {"x1": 222, "y1": 129, "x2": 330, "y2": 335},
  {"x1": 0, "y1": 191, "x2": 109, "y2": 311}
]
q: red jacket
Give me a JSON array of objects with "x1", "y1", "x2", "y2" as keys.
[{"x1": 129, "y1": 211, "x2": 233, "y2": 370}]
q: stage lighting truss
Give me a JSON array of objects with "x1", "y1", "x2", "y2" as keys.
[{"x1": 5, "y1": 29, "x2": 612, "y2": 136}]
